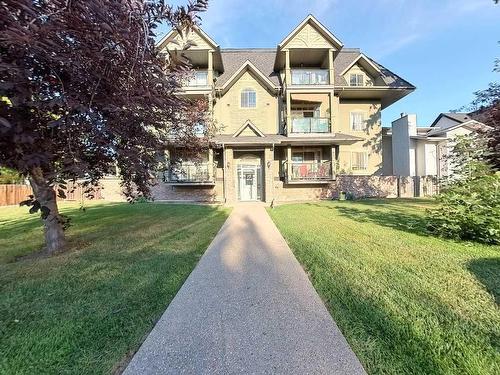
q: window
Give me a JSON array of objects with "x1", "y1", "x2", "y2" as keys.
[
  {"x1": 240, "y1": 88, "x2": 256, "y2": 108},
  {"x1": 351, "y1": 152, "x2": 368, "y2": 171},
  {"x1": 350, "y1": 112, "x2": 365, "y2": 131},
  {"x1": 349, "y1": 73, "x2": 364, "y2": 86},
  {"x1": 291, "y1": 149, "x2": 321, "y2": 163}
]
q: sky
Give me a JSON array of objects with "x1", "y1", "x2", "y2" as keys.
[{"x1": 160, "y1": 0, "x2": 499, "y2": 127}]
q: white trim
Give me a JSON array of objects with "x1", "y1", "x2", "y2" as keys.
[
  {"x1": 340, "y1": 53, "x2": 381, "y2": 76},
  {"x1": 219, "y1": 60, "x2": 278, "y2": 92},
  {"x1": 232, "y1": 120, "x2": 265, "y2": 138},
  {"x1": 278, "y1": 14, "x2": 343, "y2": 50},
  {"x1": 156, "y1": 25, "x2": 219, "y2": 50}
]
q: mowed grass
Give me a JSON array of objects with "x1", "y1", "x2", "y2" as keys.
[
  {"x1": 0, "y1": 202, "x2": 229, "y2": 374},
  {"x1": 268, "y1": 199, "x2": 500, "y2": 375}
]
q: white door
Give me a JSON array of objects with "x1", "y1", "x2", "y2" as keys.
[{"x1": 239, "y1": 166, "x2": 258, "y2": 201}]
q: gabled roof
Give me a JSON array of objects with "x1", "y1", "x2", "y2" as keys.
[
  {"x1": 216, "y1": 51, "x2": 280, "y2": 90},
  {"x1": 278, "y1": 15, "x2": 344, "y2": 50},
  {"x1": 233, "y1": 120, "x2": 265, "y2": 137},
  {"x1": 156, "y1": 25, "x2": 219, "y2": 50},
  {"x1": 430, "y1": 112, "x2": 472, "y2": 127},
  {"x1": 340, "y1": 53, "x2": 382, "y2": 77}
]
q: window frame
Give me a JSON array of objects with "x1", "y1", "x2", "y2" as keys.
[
  {"x1": 349, "y1": 73, "x2": 364, "y2": 87},
  {"x1": 350, "y1": 111, "x2": 365, "y2": 131},
  {"x1": 240, "y1": 88, "x2": 257, "y2": 109},
  {"x1": 350, "y1": 151, "x2": 368, "y2": 172}
]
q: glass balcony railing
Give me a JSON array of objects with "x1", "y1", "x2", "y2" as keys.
[
  {"x1": 290, "y1": 117, "x2": 330, "y2": 133},
  {"x1": 291, "y1": 69, "x2": 329, "y2": 85},
  {"x1": 286, "y1": 161, "x2": 333, "y2": 181},
  {"x1": 185, "y1": 71, "x2": 209, "y2": 87},
  {"x1": 164, "y1": 162, "x2": 215, "y2": 183}
]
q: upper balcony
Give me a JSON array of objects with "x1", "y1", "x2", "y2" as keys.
[
  {"x1": 290, "y1": 117, "x2": 330, "y2": 134},
  {"x1": 291, "y1": 69, "x2": 329, "y2": 86},
  {"x1": 181, "y1": 70, "x2": 212, "y2": 92}
]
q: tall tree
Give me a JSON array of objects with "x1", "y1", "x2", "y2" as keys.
[{"x1": 0, "y1": 0, "x2": 209, "y2": 254}]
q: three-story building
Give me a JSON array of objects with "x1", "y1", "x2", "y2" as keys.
[{"x1": 153, "y1": 15, "x2": 415, "y2": 203}]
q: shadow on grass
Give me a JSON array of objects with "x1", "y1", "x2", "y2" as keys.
[
  {"x1": 468, "y1": 257, "x2": 500, "y2": 305},
  {"x1": 308, "y1": 200, "x2": 430, "y2": 237}
]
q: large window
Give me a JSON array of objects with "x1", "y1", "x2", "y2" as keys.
[
  {"x1": 291, "y1": 149, "x2": 321, "y2": 163},
  {"x1": 349, "y1": 73, "x2": 364, "y2": 86},
  {"x1": 350, "y1": 111, "x2": 365, "y2": 131},
  {"x1": 351, "y1": 152, "x2": 368, "y2": 171},
  {"x1": 187, "y1": 71, "x2": 208, "y2": 87},
  {"x1": 240, "y1": 88, "x2": 256, "y2": 108}
]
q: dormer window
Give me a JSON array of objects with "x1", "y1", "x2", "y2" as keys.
[
  {"x1": 349, "y1": 73, "x2": 364, "y2": 86},
  {"x1": 241, "y1": 88, "x2": 256, "y2": 108}
]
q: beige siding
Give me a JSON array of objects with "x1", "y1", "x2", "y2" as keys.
[
  {"x1": 163, "y1": 30, "x2": 212, "y2": 51},
  {"x1": 214, "y1": 71, "x2": 278, "y2": 135},
  {"x1": 284, "y1": 23, "x2": 334, "y2": 49},
  {"x1": 337, "y1": 100, "x2": 383, "y2": 175}
]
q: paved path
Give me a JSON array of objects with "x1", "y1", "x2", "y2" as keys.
[{"x1": 124, "y1": 204, "x2": 365, "y2": 374}]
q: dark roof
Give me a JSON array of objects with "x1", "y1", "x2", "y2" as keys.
[
  {"x1": 216, "y1": 49, "x2": 280, "y2": 87},
  {"x1": 212, "y1": 133, "x2": 362, "y2": 146},
  {"x1": 214, "y1": 48, "x2": 414, "y2": 90},
  {"x1": 430, "y1": 112, "x2": 472, "y2": 127}
]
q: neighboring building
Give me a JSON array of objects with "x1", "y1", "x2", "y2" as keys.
[
  {"x1": 382, "y1": 112, "x2": 491, "y2": 177},
  {"x1": 153, "y1": 15, "x2": 415, "y2": 203}
]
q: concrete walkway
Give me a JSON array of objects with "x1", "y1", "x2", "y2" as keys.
[{"x1": 124, "y1": 204, "x2": 365, "y2": 375}]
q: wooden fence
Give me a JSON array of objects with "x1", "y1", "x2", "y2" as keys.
[{"x1": 0, "y1": 184, "x2": 103, "y2": 207}]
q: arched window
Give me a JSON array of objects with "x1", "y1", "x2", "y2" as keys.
[{"x1": 240, "y1": 88, "x2": 256, "y2": 108}]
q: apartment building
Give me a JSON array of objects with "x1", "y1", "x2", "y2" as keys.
[{"x1": 152, "y1": 15, "x2": 415, "y2": 203}]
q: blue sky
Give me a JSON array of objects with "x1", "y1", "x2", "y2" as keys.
[{"x1": 161, "y1": 0, "x2": 499, "y2": 127}]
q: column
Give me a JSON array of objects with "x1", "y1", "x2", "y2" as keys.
[
  {"x1": 207, "y1": 50, "x2": 214, "y2": 86},
  {"x1": 328, "y1": 49, "x2": 335, "y2": 85},
  {"x1": 208, "y1": 148, "x2": 214, "y2": 181},
  {"x1": 329, "y1": 92, "x2": 335, "y2": 133},
  {"x1": 286, "y1": 91, "x2": 291, "y2": 135},
  {"x1": 264, "y1": 147, "x2": 274, "y2": 203},
  {"x1": 285, "y1": 49, "x2": 291, "y2": 86},
  {"x1": 223, "y1": 147, "x2": 235, "y2": 203},
  {"x1": 286, "y1": 145, "x2": 292, "y2": 182},
  {"x1": 330, "y1": 145, "x2": 336, "y2": 179}
]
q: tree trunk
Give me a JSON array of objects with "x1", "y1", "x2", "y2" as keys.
[{"x1": 29, "y1": 167, "x2": 66, "y2": 254}]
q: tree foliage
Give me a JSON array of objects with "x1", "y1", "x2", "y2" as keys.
[
  {"x1": 0, "y1": 166, "x2": 23, "y2": 184},
  {"x1": 427, "y1": 134, "x2": 500, "y2": 244},
  {"x1": 0, "y1": 0, "x2": 209, "y2": 253}
]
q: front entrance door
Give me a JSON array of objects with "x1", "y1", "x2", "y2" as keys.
[{"x1": 237, "y1": 164, "x2": 262, "y2": 201}]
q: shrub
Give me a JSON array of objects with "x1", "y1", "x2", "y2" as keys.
[
  {"x1": 427, "y1": 173, "x2": 500, "y2": 244},
  {"x1": 427, "y1": 133, "x2": 500, "y2": 244}
]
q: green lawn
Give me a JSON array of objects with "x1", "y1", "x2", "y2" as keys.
[
  {"x1": 268, "y1": 199, "x2": 500, "y2": 375},
  {"x1": 0, "y1": 202, "x2": 229, "y2": 374}
]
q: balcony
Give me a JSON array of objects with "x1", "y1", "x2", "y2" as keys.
[
  {"x1": 290, "y1": 117, "x2": 330, "y2": 134},
  {"x1": 184, "y1": 71, "x2": 209, "y2": 87},
  {"x1": 285, "y1": 161, "x2": 333, "y2": 183},
  {"x1": 164, "y1": 162, "x2": 215, "y2": 185},
  {"x1": 291, "y1": 69, "x2": 329, "y2": 85}
]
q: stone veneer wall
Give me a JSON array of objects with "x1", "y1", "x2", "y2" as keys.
[{"x1": 99, "y1": 175, "x2": 438, "y2": 203}]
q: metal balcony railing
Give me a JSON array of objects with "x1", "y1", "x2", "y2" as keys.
[
  {"x1": 291, "y1": 69, "x2": 329, "y2": 85},
  {"x1": 286, "y1": 161, "x2": 333, "y2": 181},
  {"x1": 165, "y1": 162, "x2": 215, "y2": 183},
  {"x1": 290, "y1": 117, "x2": 330, "y2": 133}
]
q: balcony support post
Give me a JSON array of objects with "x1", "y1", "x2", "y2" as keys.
[
  {"x1": 286, "y1": 145, "x2": 292, "y2": 182},
  {"x1": 328, "y1": 49, "x2": 335, "y2": 85},
  {"x1": 285, "y1": 49, "x2": 291, "y2": 86},
  {"x1": 330, "y1": 145, "x2": 336, "y2": 179},
  {"x1": 208, "y1": 148, "x2": 214, "y2": 180},
  {"x1": 329, "y1": 92, "x2": 335, "y2": 133},
  {"x1": 208, "y1": 50, "x2": 214, "y2": 86},
  {"x1": 286, "y1": 90, "x2": 291, "y2": 134}
]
